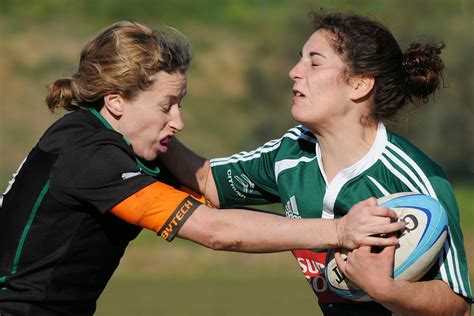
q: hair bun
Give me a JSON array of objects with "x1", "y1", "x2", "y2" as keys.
[
  {"x1": 45, "y1": 77, "x2": 77, "y2": 112},
  {"x1": 402, "y1": 42, "x2": 445, "y2": 103}
]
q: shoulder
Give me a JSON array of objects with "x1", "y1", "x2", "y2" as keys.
[
  {"x1": 48, "y1": 131, "x2": 146, "y2": 207},
  {"x1": 211, "y1": 125, "x2": 316, "y2": 167},
  {"x1": 53, "y1": 131, "x2": 134, "y2": 178},
  {"x1": 384, "y1": 130, "x2": 446, "y2": 178},
  {"x1": 37, "y1": 109, "x2": 126, "y2": 154},
  {"x1": 47, "y1": 110, "x2": 136, "y2": 186},
  {"x1": 275, "y1": 125, "x2": 317, "y2": 156}
]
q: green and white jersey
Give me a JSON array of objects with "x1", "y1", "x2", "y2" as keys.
[{"x1": 210, "y1": 124, "x2": 472, "y2": 314}]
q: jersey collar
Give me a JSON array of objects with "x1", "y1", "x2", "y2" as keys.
[
  {"x1": 88, "y1": 108, "x2": 160, "y2": 177},
  {"x1": 319, "y1": 123, "x2": 388, "y2": 217}
]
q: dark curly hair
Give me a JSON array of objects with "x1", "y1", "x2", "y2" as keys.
[{"x1": 312, "y1": 12, "x2": 444, "y2": 124}]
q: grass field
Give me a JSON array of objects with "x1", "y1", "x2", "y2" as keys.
[
  {"x1": 96, "y1": 237, "x2": 321, "y2": 316},
  {"x1": 95, "y1": 187, "x2": 474, "y2": 316}
]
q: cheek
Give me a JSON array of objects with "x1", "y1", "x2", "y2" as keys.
[
  {"x1": 308, "y1": 69, "x2": 343, "y2": 88},
  {"x1": 310, "y1": 73, "x2": 338, "y2": 91},
  {"x1": 143, "y1": 115, "x2": 164, "y2": 133}
]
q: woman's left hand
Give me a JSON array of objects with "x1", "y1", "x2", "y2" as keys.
[{"x1": 334, "y1": 245, "x2": 396, "y2": 301}]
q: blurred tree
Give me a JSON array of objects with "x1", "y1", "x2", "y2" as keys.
[{"x1": 0, "y1": 0, "x2": 472, "y2": 184}]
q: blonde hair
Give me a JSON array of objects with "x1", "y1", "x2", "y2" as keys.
[{"x1": 46, "y1": 21, "x2": 191, "y2": 111}]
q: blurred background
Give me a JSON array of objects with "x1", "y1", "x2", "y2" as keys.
[{"x1": 1, "y1": 0, "x2": 472, "y2": 315}]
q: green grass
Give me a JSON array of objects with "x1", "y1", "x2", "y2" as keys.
[
  {"x1": 456, "y1": 184, "x2": 474, "y2": 232},
  {"x1": 96, "y1": 276, "x2": 320, "y2": 316},
  {"x1": 96, "y1": 240, "x2": 320, "y2": 316}
]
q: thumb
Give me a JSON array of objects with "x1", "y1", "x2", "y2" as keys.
[
  {"x1": 334, "y1": 249, "x2": 347, "y2": 273},
  {"x1": 382, "y1": 245, "x2": 396, "y2": 258},
  {"x1": 358, "y1": 245, "x2": 372, "y2": 254}
]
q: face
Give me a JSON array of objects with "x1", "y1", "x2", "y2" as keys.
[
  {"x1": 118, "y1": 71, "x2": 186, "y2": 161},
  {"x1": 289, "y1": 30, "x2": 354, "y2": 129}
]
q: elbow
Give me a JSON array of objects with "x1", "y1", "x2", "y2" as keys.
[
  {"x1": 452, "y1": 291, "x2": 471, "y2": 316},
  {"x1": 461, "y1": 300, "x2": 471, "y2": 316},
  {"x1": 203, "y1": 231, "x2": 244, "y2": 251},
  {"x1": 185, "y1": 206, "x2": 246, "y2": 251}
]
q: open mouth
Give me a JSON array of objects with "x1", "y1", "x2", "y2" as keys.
[
  {"x1": 292, "y1": 89, "x2": 305, "y2": 97},
  {"x1": 160, "y1": 136, "x2": 172, "y2": 147}
]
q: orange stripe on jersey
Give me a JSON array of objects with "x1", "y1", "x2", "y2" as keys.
[
  {"x1": 179, "y1": 186, "x2": 215, "y2": 208},
  {"x1": 110, "y1": 181, "x2": 201, "y2": 241}
]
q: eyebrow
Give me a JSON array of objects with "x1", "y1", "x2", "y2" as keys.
[
  {"x1": 309, "y1": 51, "x2": 326, "y2": 58},
  {"x1": 299, "y1": 50, "x2": 326, "y2": 57}
]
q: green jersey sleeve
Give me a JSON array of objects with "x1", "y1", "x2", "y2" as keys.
[
  {"x1": 210, "y1": 126, "x2": 318, "y2": 209},
  {"x1": 429, "y1": 176, "x2": 473, "y2": 301},
  {"x1": 210, "y1": 140, "x2": 281, "y2": 208}
]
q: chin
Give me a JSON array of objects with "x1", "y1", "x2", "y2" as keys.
[
  {"x1": 291, "y1": 108, "x2": 306, "y2": 125},
  {"x1": 136, "y1": 151, "x2": 159, "y2": 162}
]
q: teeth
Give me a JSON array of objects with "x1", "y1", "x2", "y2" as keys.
[{"x1": 295, "y1": 92, "x2": 303, "y2": 97}]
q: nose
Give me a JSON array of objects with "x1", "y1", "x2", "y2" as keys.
[
  {"x1": 289, "y1": 61, "x2": 303, "y2": 81},
  {"x1": 169, "y1": 106, "x2": 184, "y2": 132}
]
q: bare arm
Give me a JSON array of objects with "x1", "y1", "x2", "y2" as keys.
[
  {"x1": 160, "y1": 138, "x2": 220, "y2": 206},
  {"x1": 177, "y1": 204, "x2": 340, "y2": 252},
  {"x1": 160, "y1": 140, "x2": 405, "y2": 251},
  {"x1": 380, "y1": 279, "x2": 471, "y2": 316},
  {"x1": 336, "y1": 246, "x2": 471, "y2": 315},
  {"x1": 178, "y1": 198, "x2": 405, "y2": 252}
]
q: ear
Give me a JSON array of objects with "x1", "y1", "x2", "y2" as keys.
[
  {"x1": 350, "y1": 76, "x2": 375, "y2": 101},
  {"x1": 103, "y1": 94, "x2": 124, "y2": 117}
]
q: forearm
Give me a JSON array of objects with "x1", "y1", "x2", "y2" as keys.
[
  {"x1": 178, "y1": 205, "x2": 341, "y2": 252},
  {"x1": 160, "y1": 138, "x2": 216, "y2": 203},
  {"x1": 180, "y1": 198, "x2": 403, "y2": 252},
  {"x1": 372, "y1": 279, "x2": 471, "y2": 316}
]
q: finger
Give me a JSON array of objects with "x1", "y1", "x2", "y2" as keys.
[
  {"x1": 358, "y1": 245, "x2": 371, "y2": 253},
  {"x1": 382, "y1": 245, "x2": 396, "y2": 257},
  {"x1": 369, "y1": 221, "x2": 406, "y2": 235},
  {"x1": 369, "y1": 206, "x2": 399, "y2": 220},
  {"x1": 346, "y1": 249, "x2": 356, "y2": 260},
  {"x1": 334, "y1": 251, "x2": 347, "y2": 273},
  {"x1": 361, "y1": 235, "x2": 400, "y2": 247}
]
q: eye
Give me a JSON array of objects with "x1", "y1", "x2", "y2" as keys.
[
  {"x1": 311, "y1": 59, "x2": 320, "y2": 67},
  {"x1": 160, "y1": 104, "x2": 172, "y2": 113},
  {"x1": 310, "y1": 56, "x2": 322, "y2": 68}
]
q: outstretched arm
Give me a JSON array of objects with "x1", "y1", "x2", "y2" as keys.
[
  {"x1": 335, "y1": 246, "x2": 471, "y2": 315},
  {"x1": 109, "y1": 180, "x2": 405, "y2": 252},
  {"x1": 178, "y1": 198, "x2": 404, "y2": 252},
  {"x1": 160, "y1": 138, "x2": 220, "y2": 205}
]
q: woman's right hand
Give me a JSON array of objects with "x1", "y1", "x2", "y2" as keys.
[{"x1": 335, "y1": 197, "x2": 406, "y2": 249}]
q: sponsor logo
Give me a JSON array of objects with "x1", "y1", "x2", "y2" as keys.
[
  {"x1": 292, "y1": 249, "x2": 349, "y2": 303},
  {"x1": 121, "y1": 170, "x2": 142, "y2": 180},
  {"x1": 226, "y1": 169, "x2": 246, "y2": 199},
  {"x1": 233, "y1": 174, "x2": 255, "y2": 194},
  {"x1": 297, "y1": 257, "x2": 325, "y2": 275},
  {"x1": 160, "y1": 197, "x2": 198, "y2": 241},
  {"x1": 284, "y1": 196, "x2": 301, "y2": 218}
]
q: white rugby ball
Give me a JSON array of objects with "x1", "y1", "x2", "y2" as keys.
[{"x1": 325, "y1": 192, "x2": 448, "y2": 301}]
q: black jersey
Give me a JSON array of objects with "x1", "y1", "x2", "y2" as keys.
[{"x1": 0, "y1": 109, "x2": 171, "y2": 315}]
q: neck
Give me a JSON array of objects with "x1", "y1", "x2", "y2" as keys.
[
  {"x1": 312, "y1": 121, "x2": 379, "y2": 183},
  {"x1": 99, "y1": 107, "x2": 121, "y2": 132}
]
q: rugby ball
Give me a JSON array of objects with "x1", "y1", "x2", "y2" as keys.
[{"x1": 325, "y1": 192, "x2": 448, "y2": 301}]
